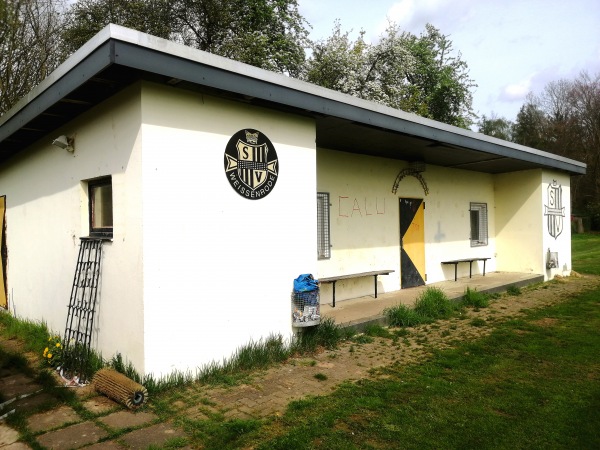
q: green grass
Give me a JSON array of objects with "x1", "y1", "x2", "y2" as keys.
[
  {"x1": 506, "y1": 284, "x2": 522, "y2": 296},
  {"x1": 385, "y1": 287, "x2": 460, "y2": 327},
  {"x1": 572, "y1": 233, "x2": 600, "y2": 275},
  {"x1": 234, "y1": 286, "x2": 600, "y2": 449},
  {"x1": 461, "y1": 286, "x2": 490, "y2": 308}
]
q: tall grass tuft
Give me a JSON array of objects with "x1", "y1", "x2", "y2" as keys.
[
  {"x1": 384, "y1": 304, "x2": 424, "y2": 327},
  {"x1": 461, "y1": 287, "x2": 490, "y2": 308},
  {"x1": 385, "y1": 287, "x2": 457, "y2": 327},
  {"x1": 413, "y1": 287, "x2": 456, "y2": 320},
  {"x1": 293, "y1": 317, "x2": 346, "y2": 353}
]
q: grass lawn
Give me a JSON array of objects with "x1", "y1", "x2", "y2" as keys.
[
  {"x1": 222, "y1": 286, "x2": 600, "y2": 449},
  {"x1": 182, "y1": 234, "x2": 600, "y2": 449},
  {"x1": 572, "y1": 233, "x2": 600, "y2": 275}
]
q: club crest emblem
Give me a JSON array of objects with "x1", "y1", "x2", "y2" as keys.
[
  {"x1": 544, "y1": 180, "x2": 565, "y2": 239},
  {"x1": 224, "y1": 129, "x2": 279, "y2": 200}
]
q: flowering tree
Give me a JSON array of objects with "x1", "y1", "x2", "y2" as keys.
[{"x1": 303, "y1": 22, "x2": 476, "y2": 129}]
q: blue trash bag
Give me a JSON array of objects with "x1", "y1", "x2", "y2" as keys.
[{"x1": 293, "y1": 274, "x2": 319, "y2": 293}]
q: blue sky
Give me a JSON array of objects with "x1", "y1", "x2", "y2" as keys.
[{"x1": 298, "y1": 0, "x2": 600, "y2": 123}]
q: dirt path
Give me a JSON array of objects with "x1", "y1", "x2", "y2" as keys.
[{"x1": 178, "y1": 273, "x2": 600, "y2": 421}]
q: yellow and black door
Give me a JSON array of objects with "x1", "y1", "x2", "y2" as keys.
[
  {"x1": 0, "y1": 196, "x2": 6, "y2": 308},
  {"x1": 399, "y1": 198, "x2": 425, "y2": 288}
]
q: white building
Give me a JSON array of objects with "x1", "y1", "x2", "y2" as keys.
[{"x1": 0, "y1": 26, "x2": 585, "y2": 376}]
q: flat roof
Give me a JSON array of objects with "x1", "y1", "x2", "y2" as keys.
[{"x1": 0, "y1": 25, "x2": 586, "y2": 175}]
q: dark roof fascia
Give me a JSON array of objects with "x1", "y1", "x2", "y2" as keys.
[
  {"x1": 0, "y1": 41, "x2": 114, "y2": 143},
  {"x1": 115, "y1": 39, "x2": 586, "y2": 175},
  {"x1": 0, "y1": 25, "x2": 587, "y2": 176}
]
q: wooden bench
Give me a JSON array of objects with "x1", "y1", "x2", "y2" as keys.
[
  {"x1": 441, "y1": 258, "x2": 491, "y2": 281},
  {"x1": 319, "y1": 270, "x2": 395, "y2": 307}
]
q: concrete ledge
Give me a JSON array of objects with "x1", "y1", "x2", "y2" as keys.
[{"x1": 321, "y1": 272, "x2": 545, "y2": 332}]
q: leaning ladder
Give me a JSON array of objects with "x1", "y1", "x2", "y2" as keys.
[{"x1": 63, "y1": 238, "x2": 103, "y2": 382}]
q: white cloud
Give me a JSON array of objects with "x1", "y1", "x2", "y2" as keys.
[{"x1": 500, "y1": 76, "x2": 534, "y2": 102}]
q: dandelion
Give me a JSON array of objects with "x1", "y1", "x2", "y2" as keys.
[
  {"x1": 48, "y1": 353, "x2": 53, "y2": 359},
  {"x1": 56, "y1": 343, "x2": 61, "y2": 348}
]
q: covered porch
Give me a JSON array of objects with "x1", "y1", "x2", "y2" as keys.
[{"x1": 321, "y1": 272, "x2": 545, "y2": 329}]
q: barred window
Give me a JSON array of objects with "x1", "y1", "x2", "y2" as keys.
[
  {"x1": 317, "y1": 192, "x2": 331, "y2": 259},
  {"x1": 470, "y1": 202, "x2": 488, "y2": 247}
]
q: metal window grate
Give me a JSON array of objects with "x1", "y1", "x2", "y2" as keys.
[
  {"x1": 317, "y1": 192, "x2": 331, "y2": 259},
  {"x1": 470, "y1": 202, "x2": 488, "y2": 246},
  {"x1": 63, "y1": 238, "x2": 103, "y2": 383}
]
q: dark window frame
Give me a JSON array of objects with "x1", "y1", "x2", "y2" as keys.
[{"x1": 88, "y1": 177, "x2": 113, "y2": 239}]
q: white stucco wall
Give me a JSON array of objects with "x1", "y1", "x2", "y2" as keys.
[
  {"x1": 542, "y1": 171, "x2": 572, "y2": 279},
  {"x1": 0, "y1": 85, "x2": 145, "y2": 369},
  {"x1": 493, "y1": 169, "x2": 572, "y2": 280},
  {"x1": 316, "y1": 149, "x2": 497, "y2": 302},
  {"x1": 139, "y1": 83, "x2": 317, "y2": 376},
  {"x1": 494, "y1": 170, "x2": 544, "y2": 274}
]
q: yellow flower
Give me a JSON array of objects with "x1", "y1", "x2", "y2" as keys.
[
  {"x1": 48, "y1": 337, "x2": 52, "y2": 342},
  {"x1": 43, "y1": 348, "x2": 48, "y2": 356},
  {"x1": 56, "y1": 343, "x2": 61, "y2": 348},
  {"x1": 47, "y1": 353, "x2": 53, "y2": 359}
]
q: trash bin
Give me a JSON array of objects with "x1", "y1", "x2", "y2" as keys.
[{"x1": 292, "y1": 274, "x2": 321, "y2": 327}]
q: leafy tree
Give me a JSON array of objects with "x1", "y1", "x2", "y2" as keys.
[
  {"x1": 0, "y1": 0, "x2": 65, "y2": 115},
  {"x1": 513, "y1": 72, "x2": 600, "y2": 226},
  {"x1": 61, "y1": 0, "x2": 172, "y2": 55},
  {"x1": 60, "y1": 0, "x2": 309, "y2": 76},
  {"x1": 513, "y1": 97, "x2": 547, "y2": 149},
  {"x1": 477, "y1": 113, "x2": 514, "y2": 141},
  {"x1": 303, "y1": 22, "x2": 476, "y2": 128},
  {"x1": 171, "y1": 0, "x2": 309, "y2": 76}
]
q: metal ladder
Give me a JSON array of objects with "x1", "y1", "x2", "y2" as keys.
[{"x1": 62, "y1": 238, "x2": 103, "y2": 382}]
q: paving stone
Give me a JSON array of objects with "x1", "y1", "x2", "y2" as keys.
[
  {"x1": 0, "y1": 374, "x2": 42, "y2": 398},
  {"x1": 98, "y1": 410, "x2": 157, "y2": 430},
  {"x1": 81, "y1": 396, "x2": 120, "y2": 415},
  {"x1": 83, "y1": 441, "x2": 127, "y2": 450},
  {"x1": 120, "y1": 423, "x2": 185, "y2": 449},
  {"x1": 12, "y1": 392, "x2": 58, "y2": 413},
  {"x1": 36, "y1": 421, "x2": 108, "y2": 450},
  {"x1": 2, "y1": 442, "x2": 32, "y2": 450},
  {"x1": 27, "y1": 405, "x2": 81, "y2": 433},
  {"x1": 0, "y1": 423, "x2": 20, "y2": 445}
]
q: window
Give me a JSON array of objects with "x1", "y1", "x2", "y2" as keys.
[
  {"x1": 89, "y1": 177, "x2": 113, "y2": 238},
  {"x1": 470, "y1": 202, "x2": 488, "y2": 247},
  {"x1": 317, "y1": 192, "x2": 331, "y2": 259}
]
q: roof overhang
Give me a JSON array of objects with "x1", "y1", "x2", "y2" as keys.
[{"x1": 0, "y1": 25, "x2": 587, "y2": 175}]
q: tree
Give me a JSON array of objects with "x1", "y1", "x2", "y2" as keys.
[
  {"x1": 513, "y1": 72, "x2": 600, "y2": 226},
  {"x1": 513, "y1": 96, "x2": 547, "y2": 149},
  {"x1": 60, "y1": 0, "x2": 309, "y2": 77},
  {"x1": 303, "y1": 22, "x2": 476, "y2": 128},
  {"x1": 0, "y1": 0, "x2": 65, "y2": 115},
  {"x1": 171, "y1": 0, "x2": 309, "y2": 76},
  {"x1": 61, "y1": 0, "x2": 172, "y2": 55},
  {"x1": 477, "y1": 112, "x2": 514, "y2": 141}
]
